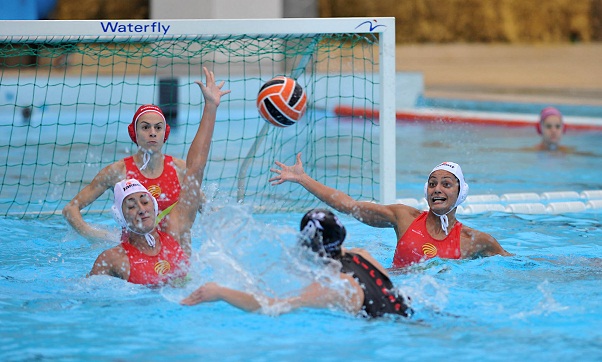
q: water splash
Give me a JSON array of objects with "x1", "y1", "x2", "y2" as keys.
[
  {"x1": 165, "y1": 201, "x2": 356, "y2": 315},
  {"x1": 511, "y1": 280, "x2": 569, "y2": 319}
]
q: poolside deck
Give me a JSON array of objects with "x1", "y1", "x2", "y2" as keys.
[{"x1": 396, "y1": 43, "x2": 602, "y2": 107}]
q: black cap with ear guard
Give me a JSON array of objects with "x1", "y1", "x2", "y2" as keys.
[{"x1": 299, "y1": 208, "x2": 346, "y2": 258}]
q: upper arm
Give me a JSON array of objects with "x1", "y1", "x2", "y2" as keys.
[
  {"x1": 171, "y1": 157, "x2": 187, "y2": 183},
  {"x1": 65, "y1": 162, "x2": 124, "y2": 211},
  {"x1": 462, "y1": 228, "x2": 513, "y2": 258},
  {"x1": 287, "y1": 279, "x2": 363, "y2": 314},
  {"x1": 165, "y1": 170, "x2": 202, "y2": 238},
  {"x1": 89, "y1": 247, "x2": 129, "y2": 280},
  {"x1": 351, "y1": 202, "x2": 419, "y2": 232}
]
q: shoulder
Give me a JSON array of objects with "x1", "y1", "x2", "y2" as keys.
[
  {"x1": 91, "y1": 245, "x2": 129, "y2": 277},
  {"x1": 384, "y1": 202, "x2": 422, "y2": 218},
  {"x1": 389, "y1": 204, "x2": 423, "y2": 229},
  {"x1": 460, "y1": 224, "x2": 510, "y2": 257},
  {"x1": 345, "y1": 248, "x2": 390, "y2": 277},
  {"x1": 558, "y1": 145, "x2": 576, "y2": 153},
  {"x1": 169, "y1": 156, "x2": 186, "y2": 171},
  {"x1": 97, "y1": 160, "x2": 126, "y2": 182},
  {"x1": 84, "y1": 161, "x2": 126, "y2": 192},
  {"x1": 98, "y1": 244, "x2": 128, "y2": 261},
  {"x1": 461, "y1": 224, "x2": 494, "y2": 242}
]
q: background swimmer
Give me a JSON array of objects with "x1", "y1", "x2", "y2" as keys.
[{"x1": 533, "y1": 106, "x2": 570, "y2": 152}]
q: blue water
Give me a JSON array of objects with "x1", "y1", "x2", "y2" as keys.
[{"x1": 1, "y1": 120, "x2": 602, "y2": 361}]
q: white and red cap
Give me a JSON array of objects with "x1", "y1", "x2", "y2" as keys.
[{"x1": 112, "y1": 179, "x2": 159, "y2": 246}]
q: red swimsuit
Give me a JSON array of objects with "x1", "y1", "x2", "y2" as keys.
[
  {"x1": 393, "y1": 211, "x2": 462, "y2": 268},
  {"x1": 121, "y1": 230, "x2": 189, "y2": 285},
  {"x1": 124, "y1": 155, "x2": 180, "y2": 213}
]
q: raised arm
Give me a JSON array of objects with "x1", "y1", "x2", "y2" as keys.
[
  {"x1": 168, "y1": 67, "x2": 230, "y2": 233},
  {"x1": 269, "y1": 152, "x2": 402, "y2": 228},
  {"x1": 62, "y1": 162, "x2": 124, "y2": 243}
]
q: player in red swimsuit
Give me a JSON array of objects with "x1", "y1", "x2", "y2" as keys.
[
  {"x1": 269, "y1": 154, "x2": 512, "y2": 268},
  {"x1": 88, "y1": 67, "x2": 230, "y2": 285},
  {"x1": 63, "y1": 102, "x2": 194, "y2": 248}
]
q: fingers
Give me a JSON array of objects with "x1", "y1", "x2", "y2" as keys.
[
  {"x1": 181, "y1": 287, "x2": 205, "y2": 306},
  {"x1": 202, "y1": 66, "x2": 214, "y2": 83},
  {"x1": 180, "y1": 296, "x2": 197, "y2": 306},
  {"x1": 268, "y1": 176, "x2": 283, "y2": 185}
]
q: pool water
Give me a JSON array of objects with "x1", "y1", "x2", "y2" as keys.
[{"x1": 1, "y1": 120, "x2": 602, "y2": 361}]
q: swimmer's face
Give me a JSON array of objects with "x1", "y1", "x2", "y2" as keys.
[
  {"x1": 541, "y1": 115, "x2": 563, "y2": 146},
  {"x1": 122, "y1": 191, "x2": 155, "y2": 233},
  {"x1": 426, "y1": 170, "x2": 459, "y2": 213},
  {"x1": 136, "y1": 112, "x2": 166, "y2": 152}
]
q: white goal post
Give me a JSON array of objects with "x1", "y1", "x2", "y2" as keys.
[{"x1": 0, "y1": 17, "x2": 396, "y2": 217}]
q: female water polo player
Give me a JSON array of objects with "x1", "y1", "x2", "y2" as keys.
[
  {"x1": 269, "y1": 154, "x2": 512, "y2": 268},
  {"x1": 181, "y1": 209, "x2": 412, "y2": 318},
  {"x1": 88, "y1": 68, "x2": 230, "y2": 285},
  {"x1": 531, "y1": 106, "x2": 573, "y2": 152},
  {"x1": 63, "y1": 96, "x2": 201, "y2": 250}
]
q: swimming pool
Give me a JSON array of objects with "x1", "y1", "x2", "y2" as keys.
[{"x1": 1, "y1": 120, "x2": 601, "y2": 361}]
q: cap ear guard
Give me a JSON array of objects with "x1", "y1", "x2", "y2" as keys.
[
  {"x1": 112, "y1": 204, "x2": 128, "y2": 228},
  {"x1": 128, "y1": 122, "x2": 138, "y2": 144},
  {"x1": 458, "y1": 181, "x2": 469, "y2": 205}
]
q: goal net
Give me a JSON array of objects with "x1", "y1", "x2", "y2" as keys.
[{"x1": 0, "y1": 18, "x2": 396, "y2": 218}]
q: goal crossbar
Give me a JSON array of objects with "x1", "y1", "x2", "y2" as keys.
[{"x1": 0, "y1": 17, "x2": 396, "y2": 217}]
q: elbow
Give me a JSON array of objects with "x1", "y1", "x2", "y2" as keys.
[
  {"x1": 62, "y1": 201, "x2": 80, "y2": 221},
  {"x1": 62, "y1": 203, "x2": 72, "y2": 219}
]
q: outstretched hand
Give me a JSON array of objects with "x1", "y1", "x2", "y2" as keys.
[
  {"x1": 269, "y1": 152, "x2": 306, "y2": 185},
  {"x1": 180, "y1": 282, "x2": 222, "y2": 306},
  {"x1": 195, "y1": 67, "x2": 231, "y2": 107}
]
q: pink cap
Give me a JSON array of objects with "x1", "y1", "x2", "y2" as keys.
[{"x1": 539, "y1": 107, "x2": 563, "y2": 123}]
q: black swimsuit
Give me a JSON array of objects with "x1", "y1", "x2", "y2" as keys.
[{"x1": 339, "y1": 252, "x2": 412, "y2": 318}]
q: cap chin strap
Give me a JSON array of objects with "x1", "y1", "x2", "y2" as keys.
[
  {"x1": 126, "y1": 226, "x2": 156, "y2": 247},
  {"x1": 139, "y1": 149, "x2": 152, "y2": 170},
  {"x1": 432, "y1": 208, "x2": 454, "y2": 235}
]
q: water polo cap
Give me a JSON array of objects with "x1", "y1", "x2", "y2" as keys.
[
  {"x1": 299, "y1": 209, "x2": 346, "y2": 258},
  {"x1": 112, "y1": 179, "x2": 159, "y2": 247},
  {"x1": 537, "y1": 106, "x2": 565, "y2": 134}
]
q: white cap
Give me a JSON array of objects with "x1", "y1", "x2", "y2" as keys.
[{"x1": 112, "y1": 179, "x2": 158, "y2": 246}]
